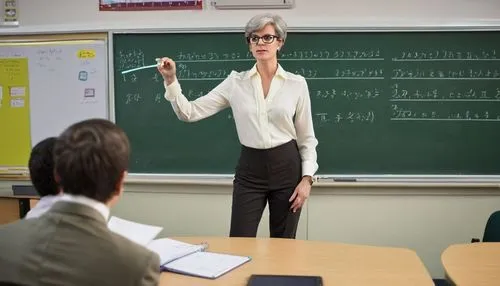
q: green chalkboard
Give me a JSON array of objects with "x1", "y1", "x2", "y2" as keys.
[{"x1": 112, "y1": 31, "x2": 500, "y2": 175}]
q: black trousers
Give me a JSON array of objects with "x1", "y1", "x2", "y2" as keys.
[{"x1": 229, "y1": 140, "x2": 302, "y2": 239}]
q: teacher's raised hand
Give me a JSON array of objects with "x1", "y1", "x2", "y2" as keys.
[{"x1": 156, "y1": 57, "x2": 177, "y2": 85}]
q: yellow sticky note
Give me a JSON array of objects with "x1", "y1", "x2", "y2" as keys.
[{"x1": 77, "y1": 49, "x2": 96, "y2": 59}]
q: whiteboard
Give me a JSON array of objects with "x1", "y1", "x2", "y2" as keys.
[{"x1": 0, "y1": 40, "x2": 108, "y2": 146}]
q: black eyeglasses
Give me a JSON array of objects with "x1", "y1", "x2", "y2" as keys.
[{"x1": 247, "y1": 34, "x2": 280, "y2": 45}]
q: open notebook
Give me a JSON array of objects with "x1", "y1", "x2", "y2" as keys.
[
  {"x1": 107, "y1": 216, "x2": 251, "y2": 279},
  {"x1": 148, "y1": 238, "x2": 251, "y2": 279}
]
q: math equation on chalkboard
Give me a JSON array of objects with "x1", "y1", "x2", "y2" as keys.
[{"x1": 117, "y1": 46, "x2": 500, "y2": 126}]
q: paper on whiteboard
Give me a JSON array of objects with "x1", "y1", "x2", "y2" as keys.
[
  {"x1": 10, "y1": 86, "x2": 25, "y2": 97},
  {"x1": 10, "y1": 98, "x2": 24, "y2": 108}
]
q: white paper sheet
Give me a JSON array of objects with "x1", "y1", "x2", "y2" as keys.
[
  {"x1": 10, "y1": 98, "x2": 24, "y2": 108},
  {"x1": 10, "y1": 86, "x2": 25, "y2": 97},
  {"x1": 107, "y1": 216, "x2": 163, "y2": 246}
]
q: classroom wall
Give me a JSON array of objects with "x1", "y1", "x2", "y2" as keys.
[
  {"x1": 1, "y1": 0, "x2": 500, "y2": 33},
  {"x1": 1, "y1": 0, "x2": 500, "y2": 279}
]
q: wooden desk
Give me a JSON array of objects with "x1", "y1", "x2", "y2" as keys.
[
  {"x1": 442, "y1": 242, "x2": 500, "y2": 286},
  {"x1": 160, "y1": 237, "x2": 433, "y2": 286},
  {"x1": 0, "y1": 195, "x2": 39, "y2": 224}
]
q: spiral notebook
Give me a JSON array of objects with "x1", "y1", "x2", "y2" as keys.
[
  {"x1": 147, "y1": 238, "x2": 251, "y2": 279},
  {"x1": 108, "y1": 216, "x2": 251, "y2": 279}
]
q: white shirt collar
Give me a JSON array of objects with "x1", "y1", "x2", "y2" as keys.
[
  {"x1": 246, "y1": 63, "x2": 288, "y2": 80},
  {"x1": 24, "y1": 194, "x2": 61, "y2": 219},
  {"x1": 59, "y1": 193, "x2": 110, "y2": 221}
]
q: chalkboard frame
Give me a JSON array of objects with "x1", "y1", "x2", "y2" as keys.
[{"x1": 108, "y1": 26, "x2": 500, "y2": 182}]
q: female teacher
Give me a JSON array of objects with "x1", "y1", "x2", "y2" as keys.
[{"x1": 157, "y1": 13, "x2": 318, "y2": 239}]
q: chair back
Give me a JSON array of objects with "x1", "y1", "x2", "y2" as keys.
[{"x1": 483, "y1": 210, "x2": 500, "y2": 242}]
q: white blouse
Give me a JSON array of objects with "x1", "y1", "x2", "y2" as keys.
[{"x1": 164, "y1": 64, "x2": 319, "y2": 177}]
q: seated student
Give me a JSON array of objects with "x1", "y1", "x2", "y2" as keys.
[
  {"x1": 25, "y1": 137, "x2": 61, "y2": 219},
  {"x1": 0, "y1": 119, "x2": 160, "y2": 286}
]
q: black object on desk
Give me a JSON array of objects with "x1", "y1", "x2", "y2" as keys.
[
  {"x1": 11, "y1": 185, "x2": 37, "y2": 218},
  {"x1": 12, "y1": 185, "x2": 37, "y2": 196},
  {"x1": 247, "y1": 274, "x2": 323, "y2": 286}
]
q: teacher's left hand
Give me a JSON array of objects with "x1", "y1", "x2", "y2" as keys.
[{"x1": 289, "y1": 178, "x2": 311, "y2": 213}]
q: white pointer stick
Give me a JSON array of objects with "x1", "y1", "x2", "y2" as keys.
[{"x1": 121, "y1": 58, "x2": 163, "y2": 74}]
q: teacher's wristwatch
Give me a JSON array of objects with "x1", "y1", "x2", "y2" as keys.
[{"x1": 303, "y1": 175, "x2": 314, "y2": 185}]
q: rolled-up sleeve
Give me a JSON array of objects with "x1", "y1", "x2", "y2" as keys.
[
  {"x1": 294, "y1": 77, "x2": 319, "y2": 177},
  {"x1": 164, "y1": 76, "x2": 232, "y2": 122}
]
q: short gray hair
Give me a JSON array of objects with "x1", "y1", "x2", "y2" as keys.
[{"x1": 244, "y1": 13, "x2": 288, "y2": 42}]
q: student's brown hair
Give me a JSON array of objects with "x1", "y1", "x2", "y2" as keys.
[{"x1": 54, "y1": 118, "x2": 130, "y2": 203}]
